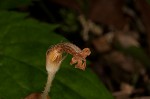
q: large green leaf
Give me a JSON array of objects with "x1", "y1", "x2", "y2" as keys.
[{"x1": 0, "y1": 11, "x2": 113, "y2": 99}]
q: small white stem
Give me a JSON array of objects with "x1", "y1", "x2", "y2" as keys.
[
  {"x1": 42, "y1": 61, "x2": 61, "y2": 99},
  {"x1": 42, "y1": 71, "x2": 56, "y2": 99}
]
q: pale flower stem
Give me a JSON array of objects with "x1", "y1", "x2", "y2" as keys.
[{"x1": 42, "y1": 71, "x2": 56, "y2": 99}]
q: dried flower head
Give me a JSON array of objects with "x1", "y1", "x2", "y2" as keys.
[{"x1": 46, "y1": 42, "x2": 91, "y2": 70}]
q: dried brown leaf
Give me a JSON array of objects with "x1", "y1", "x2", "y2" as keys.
[
  {"x1": 92, "y1": 33, "x2": 113, "y2": 53},
  {"x1": 89, "y1": 0, "x2": 128, "y2": 29},
  {"x1": 121, "y1": 82, "x2": 134, "y2": 95},
  {"x1": 117, "y1": 33, "x2": 139, "y2": 47}
]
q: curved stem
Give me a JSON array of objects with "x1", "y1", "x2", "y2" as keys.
[{"x1": 42, "y1": 71, "x2": 56, "y2": 99}]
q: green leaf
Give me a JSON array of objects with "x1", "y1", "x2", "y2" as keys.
[
  {"x1": 0, "y1": 11, "x2": 113, "y2": 99},
  {"x1": 0, "y1": 0, "x2": 33, "y2": 10}
]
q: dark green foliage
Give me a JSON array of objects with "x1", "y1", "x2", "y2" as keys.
[{"x1": 0, "y1": 11, "x2": 113, "y2": 99}]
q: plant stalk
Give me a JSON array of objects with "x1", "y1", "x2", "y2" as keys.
[{"x1": 42, "y1": 72, "x2": 55, "y2": 99}]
